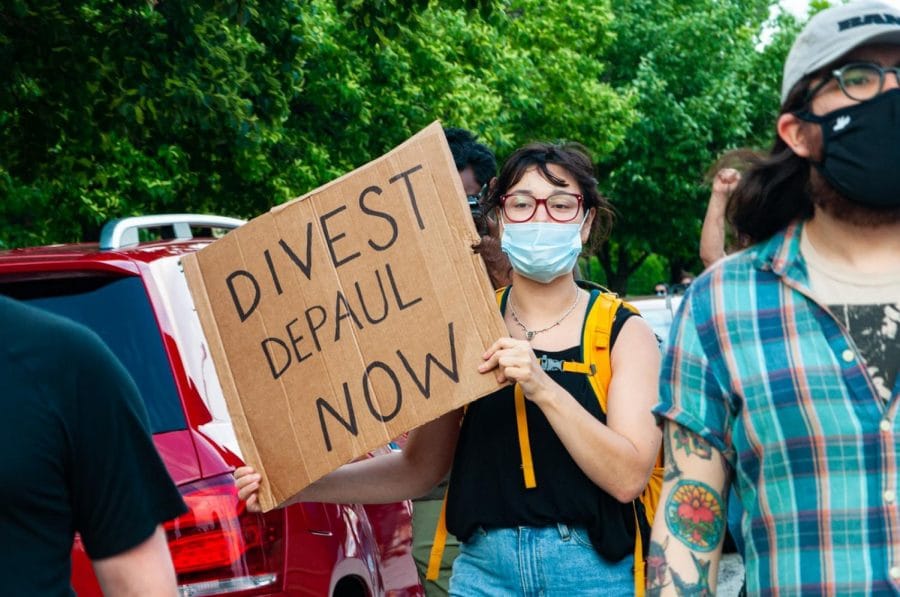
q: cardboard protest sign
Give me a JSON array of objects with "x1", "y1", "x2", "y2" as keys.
[{"x1": 183, "y1": 121, "x2": 507, "y2": 511}]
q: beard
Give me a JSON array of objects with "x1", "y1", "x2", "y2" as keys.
[{"x1": 807, "y1": 165, "x2": 900, "y2": 227}]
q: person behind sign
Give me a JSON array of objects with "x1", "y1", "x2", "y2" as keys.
[
  {"x1": 649, "y1": 1, "x2": 900, "y2": 594},
  {"x1": 444, "y1": 126, "x2": 512, "y2": 289},
  {"x1": 236, "y1": 141, "x2": 662, "y2": 595},
  {"x1": 0, "y1": 295, "x2": 187, "y2": 595}
]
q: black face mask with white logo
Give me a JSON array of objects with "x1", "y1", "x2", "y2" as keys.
[{"x1": 796, "y1": 89, "x2": 900, "y2": 209}]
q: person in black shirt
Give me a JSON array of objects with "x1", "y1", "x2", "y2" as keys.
[
  {"x1": 0, "y1": 296, "x2": 188, "y2": 596},
  {"x1": 237, "y1": 142, "x2": 661, "y2": 595}
]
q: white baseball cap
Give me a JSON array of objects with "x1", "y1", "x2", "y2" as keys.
[{"x1": 781, "y1": 0, "x2": 900, "y2": 106}]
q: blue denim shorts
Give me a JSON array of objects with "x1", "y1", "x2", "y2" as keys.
[{"x1": 449, "y1": 524, "x2": 633, "y2": 596}]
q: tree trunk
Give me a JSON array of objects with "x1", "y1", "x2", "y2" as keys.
[
  {"x1": 598, "y1": 242, "x2": 652, "y2": 296},
  {"x1": 614, "y1": 246, "x2": 632, "y2": 296}
]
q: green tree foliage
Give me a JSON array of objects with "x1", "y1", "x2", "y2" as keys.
[
  {"x1": 0, "y1": 0, "x2": 634, "y2": 246},
  {"x1": 1, "y1": 0, "x2": 800, "y2": 298},
  {"x1": 1, "y1": 0, "x2": 306, "y2": 246},
  {"x1": 592, "y1": 0, "x2": 800, "y2": 293},
  {"x1": 277, "y1": 0, "x2": 634, "y2": 177}
]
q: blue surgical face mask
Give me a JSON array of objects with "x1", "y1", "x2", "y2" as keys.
[{"x1": 500, "y1": 218, "x2": 585, "y2": 284}]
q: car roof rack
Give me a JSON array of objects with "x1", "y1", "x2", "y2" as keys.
[{"x1": 99, "y1": 214, "x2": 246, "y2": 250}]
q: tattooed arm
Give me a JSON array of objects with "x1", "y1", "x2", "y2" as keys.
[{"x1": 646, "y1": 421, "x2": 730, "y2": 596}]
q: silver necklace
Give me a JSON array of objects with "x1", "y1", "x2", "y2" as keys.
[{"x1": 509, "y1": 287, "x2": 581, "y2": 341}]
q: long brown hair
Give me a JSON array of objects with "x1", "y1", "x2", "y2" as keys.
[{"x1": 724, "y1": 78, "x2": 816, "y2": 244}]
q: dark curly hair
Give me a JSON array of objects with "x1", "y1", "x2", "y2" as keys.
[{"x1": 443, "y1": 126, "x2": 496, "y2": 187}]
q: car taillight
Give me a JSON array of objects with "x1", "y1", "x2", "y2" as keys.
[{"x1": 165, "y1": 474, "x2": 284, "y2": 596}]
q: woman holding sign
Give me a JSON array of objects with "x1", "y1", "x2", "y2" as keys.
[{"x1": 237, "y1": 141, "x2": 662, "y2": 596}]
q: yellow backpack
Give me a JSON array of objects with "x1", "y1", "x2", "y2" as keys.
[{"x1": 427, "y1": 284, "x2": 664, "y2": 597}]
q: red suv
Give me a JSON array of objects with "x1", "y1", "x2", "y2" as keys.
[{"x1": 0, "y1": 215, "x2": 423, "y2": 597}]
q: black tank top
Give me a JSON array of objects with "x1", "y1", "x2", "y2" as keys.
[{"x1": 445, "y1": 306, "x2": 637, "y2": 562}]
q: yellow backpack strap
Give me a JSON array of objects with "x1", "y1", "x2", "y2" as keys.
[
  {"x1": 426, "y1": 405, "x2": 470, "y2": 581},
  {"x1": 496, "y1": 286, "x2": 538, "y2": 489},
  {"x1": 582, "y1": 290, "x2": 620, "y2": 413},
  {"x1": 514, "y1": 383, "x2": 537, "y2": 488},
  {"x1": 426, "y1": 494, "x2": 450, "y2": 581},
  {"x1": 562, "y1": 361, "x2": 593, "y2": 375},
  {"x1": 495, "y1": 285, "x2": 509, "y2": 309}
]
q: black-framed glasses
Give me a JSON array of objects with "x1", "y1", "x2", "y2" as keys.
[
  {"x1": 499, "y1": 192, "x2": 583, "y2": 223},
  {"x1": 806, "y1": 62, "x2": 900, "y2": 103},
  {"x1": 466, "y1": 183, "x2": 488, "y2": 208}
]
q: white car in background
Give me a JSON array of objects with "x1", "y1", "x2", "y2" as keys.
[{"x1": 627, "y1": 294, "x2": 684, "y2": 349}]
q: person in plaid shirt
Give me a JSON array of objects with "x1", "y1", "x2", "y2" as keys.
[{"x1": 649, "y1": 1, "x2": 900, "y2": 594}]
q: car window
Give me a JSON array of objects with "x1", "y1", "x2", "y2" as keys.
[{"x1": 1, "y1": 275, "x2": 187, "y2": 433}]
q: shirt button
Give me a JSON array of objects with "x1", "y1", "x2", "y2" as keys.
[
  {"x1": 842, "y1": 349, "x2": 855, "y2": 363},
  {"x1": 891, "y1": 566, "x2": 900, "y2": 580},
  {"x1": 881, "y1": 420, "x2": 892, "y2": 432},
  {"x1": 885, "y1": 490, "x2": 896, "y2": 504}
]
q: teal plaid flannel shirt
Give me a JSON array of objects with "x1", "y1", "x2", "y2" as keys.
[{"x1": 655, "y1": 220, "x2": 900, "y2": 596}]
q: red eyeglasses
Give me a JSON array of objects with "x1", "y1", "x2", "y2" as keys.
[{"x1": 499, "y1": 192, "x2": 583, "y2": 223}]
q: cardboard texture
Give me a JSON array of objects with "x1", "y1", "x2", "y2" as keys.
[{"x1": 183, "y1": 122, "x2": 507, "y2": 511}]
